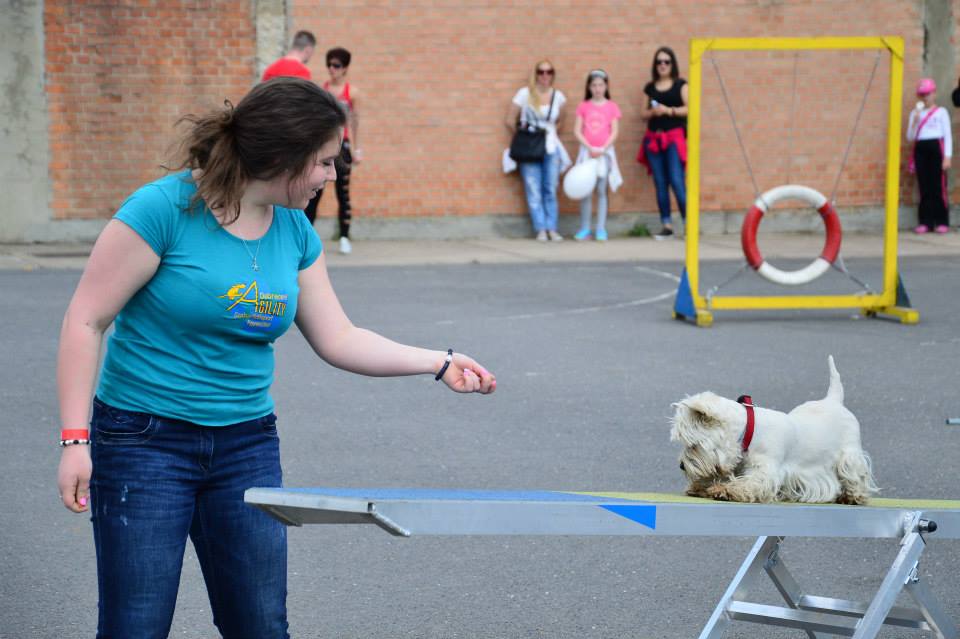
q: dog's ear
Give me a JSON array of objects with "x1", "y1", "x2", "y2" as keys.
[
  {"x1": 679, "y1": 393, "x2": 725, "y2": 428},
  {"x1": 688, "y1": 407, "x2": 720, "y2": 428}
]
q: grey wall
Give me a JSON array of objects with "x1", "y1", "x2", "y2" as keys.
[{"x1": 1, "y1": 0, "x2": 51, "y2": 243}]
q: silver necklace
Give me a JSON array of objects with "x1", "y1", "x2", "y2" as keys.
[{"x1": 241, "y1": 237, "x2": 261, "y2": 271}]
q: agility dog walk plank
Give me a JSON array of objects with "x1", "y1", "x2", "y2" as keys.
[
  {"x1": 245, "y1": 488, "x2": 959, "y2": 638},
  {"x1": 245, "y1": 487, "x2": 960, "y2": 538}
]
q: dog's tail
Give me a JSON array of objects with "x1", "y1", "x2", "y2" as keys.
[{"x1": 826, "y1": 355, "x2": 844, "y2": 403}]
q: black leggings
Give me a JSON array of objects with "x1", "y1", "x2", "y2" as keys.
[
  {"x1": 304, "y1": 141, "x2": 353, "y2": 237},
  {"x1": 914, "y1": 139, "x2": 949, "y2": 228}
]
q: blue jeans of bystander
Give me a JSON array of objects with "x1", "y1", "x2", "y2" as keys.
[
  {"x1": 646, "y1": 141, "x2": 686, "y2": 226},
  {"x1": 519, "y1": 152, "x2": 560, "y2": 232}
]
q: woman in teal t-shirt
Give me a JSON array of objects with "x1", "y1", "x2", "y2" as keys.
[{"x1": 55, "y1": 78, "x2": 496, "y2": 638}]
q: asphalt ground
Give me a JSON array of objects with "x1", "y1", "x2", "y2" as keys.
[{"x1": 2, "y1": 237, "x2": 959, "y2": 638}]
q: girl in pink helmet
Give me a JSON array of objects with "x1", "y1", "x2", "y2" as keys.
[{"x1": 907, "y1": 78, "x2": 952, "y2": 234}]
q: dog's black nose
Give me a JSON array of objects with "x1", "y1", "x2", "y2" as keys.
[{"x1": 679, "y1": 461, "x2": 685, "y2": 471}]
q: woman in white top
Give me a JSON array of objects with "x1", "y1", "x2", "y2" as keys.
[
  {"x1": 505, "y1": 59, "x2": 568, "y2": 241},
  {"x1": 906, "y1": 77, "x2": 952, "y2": 234}
]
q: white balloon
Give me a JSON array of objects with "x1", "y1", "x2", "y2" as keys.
[{"x1": 563, "y1": 160, "x2": 599, "y2": 200}]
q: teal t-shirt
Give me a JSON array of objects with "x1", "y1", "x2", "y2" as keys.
[{"x1": 97, "y1": 171, "x2": 322, "y2": 426}]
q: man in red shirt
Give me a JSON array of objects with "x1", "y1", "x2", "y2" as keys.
[{"x1": 261, "y1": 31, "x2": 315, "y2": 82}]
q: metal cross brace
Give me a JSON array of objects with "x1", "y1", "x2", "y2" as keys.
[{"x1": 700, "y1": 514, "x2": 957, "y2": 638}]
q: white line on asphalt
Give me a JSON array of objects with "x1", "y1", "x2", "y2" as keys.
[
  {"x1": 435, "y1": 290, "x2": 676, "y2": 324},
  {"x1": 634, "y1": 265, "x2": 682, "y2": 282}
]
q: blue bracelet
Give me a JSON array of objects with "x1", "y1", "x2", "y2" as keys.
[{"x1": 435, "y1": 349, "x2": 454, "y2": 381}]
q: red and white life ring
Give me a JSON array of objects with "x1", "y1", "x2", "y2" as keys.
[{"x1": 741, "y1": 185, "x2": 842, "y2": 286}]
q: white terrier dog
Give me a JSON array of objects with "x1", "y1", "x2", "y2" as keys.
[{"x1": 669, "y1": 356, "x2": 877, "y2": 504}]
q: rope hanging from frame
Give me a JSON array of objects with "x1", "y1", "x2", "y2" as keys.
[{"x1": 706, "y1": 49, "x2": 882, "y2": 296}]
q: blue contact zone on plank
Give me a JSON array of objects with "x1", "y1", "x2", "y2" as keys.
[
  {"x1": 286, "y1": 487, "x2": 645, "y2": 503},
  {"x1": 600, "y1": 504, "x2": 658, "y2": 529}
]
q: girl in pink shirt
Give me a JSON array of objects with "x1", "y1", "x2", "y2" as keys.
[{"x1": 573, "y1": 70, "x2": 622, "y2": 241}]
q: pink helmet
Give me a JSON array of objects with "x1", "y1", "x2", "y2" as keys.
[{"x1": 916, "y1": 78, "x2": 936, "y2": 96}]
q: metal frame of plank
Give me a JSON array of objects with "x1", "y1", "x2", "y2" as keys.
[{"x1": 245, "y1": 488, "x2": 960, "y2": 639}]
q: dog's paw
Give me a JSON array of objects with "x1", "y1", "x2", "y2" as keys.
[
  {"x1": 706, "y1": 483, "x2": 734, "y2": 501},
  {"x1": 836, "y1": 491, "x2": 870, "y2": 505}
]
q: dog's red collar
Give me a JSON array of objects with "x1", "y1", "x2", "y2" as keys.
[{"x1": 737, "y1": 395, "x2": 755, "y2": 452}]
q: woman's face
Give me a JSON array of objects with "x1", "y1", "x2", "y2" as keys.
[
  {"x1": 589, "y1": 76, "x2": 607, "y2": 99},
  {"x1": 283, "y1": 132, "x2": 342, "y2": 209},
  {"x1": 655, "y1": 52, "x2": 673, "y2": 79},
  {"x1": 327, "y1": 58, "x2": 347, "y2": 82},
  {"x1": 536, "y1": 64, "x2": 555, "y2": 88},
  {"x1": 920, "y1": 91, "x2": 936, "y2": 106}
]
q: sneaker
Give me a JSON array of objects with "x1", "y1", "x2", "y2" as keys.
[
  {"x1": 339, "y1": 236, "x2": 352, "y2": 254},
  {"x1": 535, "y1": 230, "x2": 548, "y2": 242},
  {"x1": 595, "y1": 229, "x2": 608, "y2": 241},
  {"x1": 573, "y1": 229, "x2": 592, "y2": 241},
  {"x1": 547, "y1": 230, "x2": 564, "y2": 242},
  {"x1": 653, "y1": 227, "x2": 674, "y2": 240},
  {"x1": 934, "y1": 224, "x2": 950, "y2": 234},
  {"x1": 913, "y1": 224, "x2": 929, "y2": 234}
]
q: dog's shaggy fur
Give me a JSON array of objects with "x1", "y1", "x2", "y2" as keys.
[{"x1": 670, "y1": 356, "x2": 878, "y2": 504}]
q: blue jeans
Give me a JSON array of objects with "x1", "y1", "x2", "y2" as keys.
[
  {"x1": 90, "y1": 398, "x2": 288, "y2": 639},
  {"x1": 519, "y1": 151, "x2": 560, "y2": 232},
  {"x1": 646, "y1": 141, "x2": 686, "y2": 225}
]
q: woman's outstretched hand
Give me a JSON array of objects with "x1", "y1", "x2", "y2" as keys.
[{"x1": 439, "y1": 353, "x2": 496, "y2": 394}]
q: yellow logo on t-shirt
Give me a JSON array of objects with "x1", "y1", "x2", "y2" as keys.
[{"x1": 218, "y1": 282, "x2": 288, "y2": 318}]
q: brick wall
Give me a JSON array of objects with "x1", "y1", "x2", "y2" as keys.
[
  {"x1": 44, "y1": 1, "x2": 949, "y2": 227},
  {"x1": 44, "y1": 0, "x2": 256, "y2": 220},
  {"x1": 291, "y1": 0, "x2": 928, "y2": 224}
]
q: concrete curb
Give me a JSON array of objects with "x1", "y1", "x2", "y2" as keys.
[{"x1": 1, "y1": 231, "x2": 958, "y2": 271}]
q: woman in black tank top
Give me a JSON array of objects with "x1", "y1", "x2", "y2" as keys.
[{"x1": 639, "y1": 46, "x2": 689, "y2": 240}]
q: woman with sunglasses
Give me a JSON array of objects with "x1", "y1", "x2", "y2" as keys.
[
  {"x1": 505, "y1": 59, "x2": 569, "y2": 241},
  {"x1": 638, "y1": 46, "x2": 688, "y2": 240},
  {"x1": 303, "y1": 47, "x2": 362, "y2": 254}
]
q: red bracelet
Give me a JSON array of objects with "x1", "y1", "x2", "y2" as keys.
[{"x1": 61, "y1": 428, "x2": 89, "y2": 440}]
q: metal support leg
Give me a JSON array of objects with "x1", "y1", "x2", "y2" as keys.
[
  {"x1": 699, "y1": 536, "x2": 780, "y2": 639},
  {"x1": 764, "y1": 545, "x2": 830, "y2": 639},
  {"x1": 701, "y1": 521, "x2": 957, "y2": 639},
  {"x1": 904, "y1": 567, "x2": 959, "y2": 639},
  {"x1": 853, "y1": 530, "x2": 928, "y2": 638}
]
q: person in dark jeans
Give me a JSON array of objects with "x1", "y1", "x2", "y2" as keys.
[
  {"x1": 304, "y1": 46, "x2": 363, "y2": 254},
  {"x1": 638, "y1": 46, "x2": 688, "y2": 240},
  {"x1": 55, "y1": 78, "x2": 496, "y2": 639}
]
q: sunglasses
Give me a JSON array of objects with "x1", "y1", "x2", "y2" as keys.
[
  {"x1": 328, "y1": 62, "x2": 344, "y2": 69},
  {"x1": 656, "y1": 59, "x2": 672, "y2": 66},
  {"x1": 537, "y1": 68, "x2": 555, "y2": 76}
]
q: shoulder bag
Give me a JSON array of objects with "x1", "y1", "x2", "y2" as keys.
[{"x1": 509, "y1": 89, "x2": 556, "y2": 163}]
